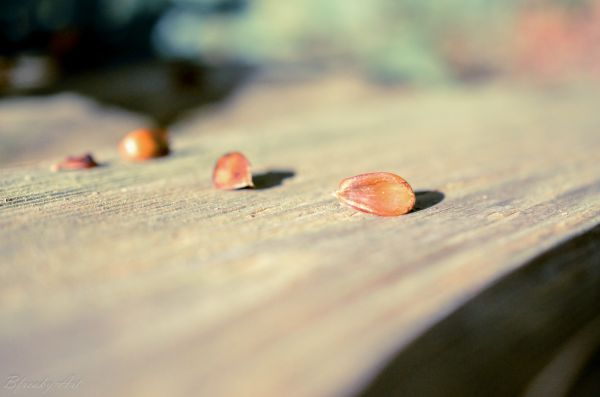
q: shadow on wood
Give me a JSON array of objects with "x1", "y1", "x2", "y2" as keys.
[
  {"x1": 14, "y1": 60, "x2": 254, "y2": 127},
  {"x1": 413, "y1": 190, "x2": 445, "y2": 213},
  {"x1": 567, "y1": 343, "x2": 600, "y2": 397},
  {"x1": 356, "y1": 224, "x2": 600, "y2": 397},
  {"x1": 253, "y1": 170, "x2": 296, "y2": 190}
]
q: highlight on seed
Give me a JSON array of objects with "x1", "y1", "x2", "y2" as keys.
[
  {"x1": 336, "y1": 172, "x2": 416, "y2": 216},
  {"x1": 118, "y1": 128, "x2": 170, "y2": 161},
  {"x1": 212, "y1": 151, "x2": 254, "y2": 190},
  {"x1": 51, "y1": 153, "x2": 99, "y2": 171}
]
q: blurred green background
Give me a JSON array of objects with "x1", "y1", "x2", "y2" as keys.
[{"x1": 1, "y1": 0, "x2": 599, "y2": 88}]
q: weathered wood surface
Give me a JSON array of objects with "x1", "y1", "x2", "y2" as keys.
[{"x1": 1, "y1": 78, "x2": 600, "y2": 397}]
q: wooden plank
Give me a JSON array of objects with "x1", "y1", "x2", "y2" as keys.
[
  {"x1": 0, "y1": 93, "x2": 149, "y2": 167},
  {"x1": 1, "y1": 78, "x2": 600, "y2": 397}
]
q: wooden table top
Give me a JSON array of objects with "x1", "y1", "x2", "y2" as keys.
[{"x1": 1, "y1": 76, "x2": 600, "y2": 397}]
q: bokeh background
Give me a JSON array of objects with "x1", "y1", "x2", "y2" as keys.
[
  {"x1": 2, "y1": 0, "x2": 600, "y2": 85},
  {"x1": 1, "y1": 0, "x2": 600, "y2": 164}
]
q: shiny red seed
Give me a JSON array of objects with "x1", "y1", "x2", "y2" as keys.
[
  {"x1": 336, "y1": 172, "x2": 416, "y2": 216},
  {"x1": 51, "y1": 153, "x2": 98, "y2": 171},
  {"x1": 212, "y1": 152, "x2": 254, "y2": 190},
  {"x1": 119, "y1": 128, "x2": 169, "y2": 161}
]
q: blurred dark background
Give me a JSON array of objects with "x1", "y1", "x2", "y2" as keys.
[{"x1": 0, "y1": 0, "x2": 255, "y2": 125}]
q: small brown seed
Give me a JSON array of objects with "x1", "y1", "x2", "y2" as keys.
[
  {"x1": 212, "y1": 152, "x2": 254, "y2": 190},
  {"x1": 51, "y1": 153, "x2": 98, "y2": 171},
  {"x1": 336, "y1": 172, "x2": 415, "y2": 216},
  {"x1": 119, "y1": 128, "x2": 169, "y2": 161}
]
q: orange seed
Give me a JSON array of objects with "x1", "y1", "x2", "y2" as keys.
[
  {"x1": 51, "y1": 153, "x2": 98, "y2": 171},
  {"x1": 336, "y1": 172, "x2": 416, "y2": 216},
  {"x1": 119, "y1": 128, "x2": 169, "y2": 161},
  {"x1": 212, "y1": 152, "x2": 254, "y2": 190}
]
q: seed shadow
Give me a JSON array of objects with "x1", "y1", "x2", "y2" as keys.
[
  {"x1": 412, "y1": 190, "x2": 445, "y2": 212},
  {"x1": 252, "y1": 170, "x2": 295, "y2": 190}
]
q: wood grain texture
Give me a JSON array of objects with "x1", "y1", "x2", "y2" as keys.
[{"x1": 1, "y1": 78, "x2": 600, "y2": 397}]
